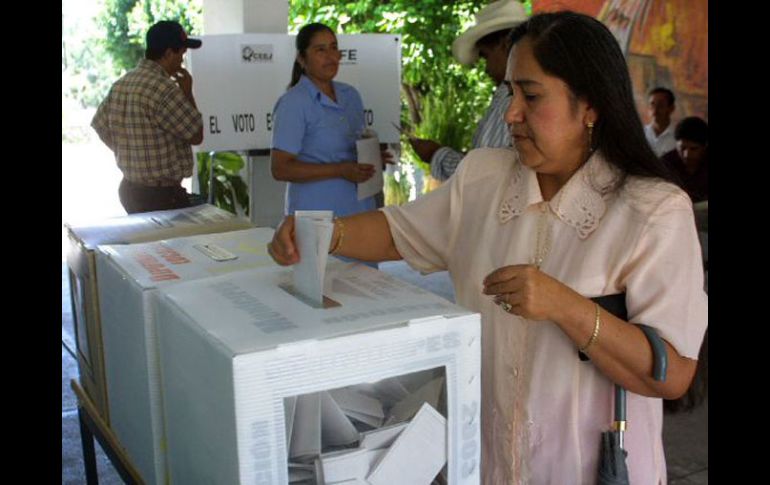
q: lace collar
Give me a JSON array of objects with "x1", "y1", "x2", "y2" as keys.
[{"x1": 498, "y1": 152, "x2": 622, "y2": 239}]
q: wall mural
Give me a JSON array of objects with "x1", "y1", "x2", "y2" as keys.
[{"x1": 532, "y1": 0, "x2": 708, "y2": 124}]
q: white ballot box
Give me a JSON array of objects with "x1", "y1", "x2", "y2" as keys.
[
  {"x1": 154, "y1": 260, "x2": 481, "y2": 484},
  {"x1": 96, "y1": 227, "x2": 277, "y2": 485},
  {"x1": 65, "y1": 204, "x2": 253, "y2": 421}
]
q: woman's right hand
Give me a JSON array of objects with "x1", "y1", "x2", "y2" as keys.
[
  {"x1": 267, "y1": 215, "x2": 300, "y2": 266},
  {"x1": 339, "y1": 162, "x2": 375, "y2": 183}
]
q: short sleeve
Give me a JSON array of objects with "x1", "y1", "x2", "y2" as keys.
[
  {"x1": 381, "y1": 163, "x2": 466, "y2": 274},
  {"x1": 622, "y1": 192, "x2": 708, "y2": 359},
  {"x1": 155, "y1": 83, "x2": 203, "y2": 142},
  {"x1": 271, "y1": 91, "x2": 306, "y2": 155}
]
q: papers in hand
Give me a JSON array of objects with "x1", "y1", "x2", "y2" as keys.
[
  {"x1": 356, "y1": 129, "x2": 384, "y2": 201},
  {"x1": 293, "y1": 210, "x2": 334, "y2": 307}
]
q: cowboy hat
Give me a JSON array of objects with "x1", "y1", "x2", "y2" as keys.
[{"x1": 451, "y1": 0, "x2": 528, "y2": 66}]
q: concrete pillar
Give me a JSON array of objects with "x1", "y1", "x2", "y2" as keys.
[
  {"x1": 202, "y1": 0, "x2": 288, "y2": 34},
  {"x1": 200, "y1": 0, "x2": 289, "y2": 225}
]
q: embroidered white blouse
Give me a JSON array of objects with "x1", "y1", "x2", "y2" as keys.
[{"x1": 381, "y1": 147, "x2": 708, "y2": 484}]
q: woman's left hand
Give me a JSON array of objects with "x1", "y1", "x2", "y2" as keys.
[{"x1": 482, "y1": 264, "x2": 571, "y2": 321}]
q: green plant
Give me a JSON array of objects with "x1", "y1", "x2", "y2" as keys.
[
  {"x1": 384, "y1": 171, "x2": 411, "y2": 206},
  {"x1": 196, "y1": 151, "x2": 249, "y2": 216},
  {"x1": 289, "y1": 0, "x2": 511, "y2": 198}
]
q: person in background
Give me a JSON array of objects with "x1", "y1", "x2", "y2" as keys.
[
  {"x1": 92, "y1": 20, "x2": 204, "y2": 214},
  {"x1": 644, "y1": 86, "x2": 677, "y2": 157},
  {"x1": 270, "y1": 23, "x2": 377, "y2": 217},
  {"x1": 268, "y1": 11, "x2": 707, "y2": 484},
  {"x1": 661, "y1": 116, "x2": 708, "y2": 203},
  {"x1": 270, "y1": 22, "x2": 384, "y2": 266},
  {"x1": 408, "y1": 0, "x2": 528, "y2": 181}
]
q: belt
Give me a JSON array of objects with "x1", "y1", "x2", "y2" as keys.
[{"x1": 124, "y1": 178, "x2": 181, "y2": 188}]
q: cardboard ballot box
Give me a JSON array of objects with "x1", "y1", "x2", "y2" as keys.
[
  {"x1": 154, "y1": 260, "x2": 481, "y2": 484},
  {"x1": 96, "y1": 227, "x2": 277, "y2": 485},
  {"x1": 65, "y1": 204, "x2": 253, "y2": 422}
]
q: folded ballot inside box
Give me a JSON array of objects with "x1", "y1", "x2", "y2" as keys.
[
  {"x1": 95, "y1": 227, "x2": 276, "y2": 485},
  {"x1": 287, "y1": 368, "x2": 449, "y2": 485},
  {"x1": 154, "y1": 259, "x2": 481, "y2": 484}
]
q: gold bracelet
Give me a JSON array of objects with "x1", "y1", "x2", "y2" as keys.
[
  {"x1": 579, "y1": 303, "x2": 601, "y2": 353},
  {"x1": 329, "y1": 218, "x2": 345, "y2": 254}
]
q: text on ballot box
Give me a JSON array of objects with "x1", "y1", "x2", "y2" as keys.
[
  {"x1": 64, "y1": 204, "x2": 253, "y2": 421},
  {"x1": 95, "y1": 227, "x2": 276, "y2": 485}
]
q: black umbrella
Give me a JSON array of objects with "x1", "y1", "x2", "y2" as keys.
[
  {"x1": 597, "y1": 385, "x2": 629, "y2": 484},
  {"x1": 589, "y1": 295, "x2": 668, "y2": 485}
]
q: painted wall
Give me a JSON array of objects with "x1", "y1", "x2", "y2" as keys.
[{"x1": 532, "y1": 0, "x2": 708, "y2": 125}]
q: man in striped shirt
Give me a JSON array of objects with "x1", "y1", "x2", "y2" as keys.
[
  {"x1": 92, "y1": 20, "x2": 204, "y2": 214},
  {"x1": 408, "y1": 0, "x2": 528, "y2": 182}
]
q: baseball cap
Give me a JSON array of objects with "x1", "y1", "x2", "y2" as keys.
[{"x1": 146, "y1": 20, "x2": 202, "y2": 51}]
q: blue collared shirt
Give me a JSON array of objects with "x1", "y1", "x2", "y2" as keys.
[{"x1": 271, "y1": 75, "x2": 375, "y2": 217}]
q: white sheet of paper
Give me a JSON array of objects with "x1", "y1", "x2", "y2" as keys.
[
  {"x1": 320, "y1": 447, "x2": 387, "y2": 483},
  {"x1": 330, "y1": 388, "x2": 385, "y2": 419},
  {"x1": 356, "y1": 133, "x2": 383, "y2": 200},
  {"x1": 367, "y1": 403, "x2": 447, "y2": 485},
  {"x1": 289, "y1": 392, "x2": 322, "y2": 461},
  {"x1": 360, "y1": 422, "x2": 408, "y2": 450},
  {"x1": 293, "y1": 211, "x2": 334, "y2": 306},
  {"x1": 320, "y1": 391, "x2": 360, "y2": 447},
  {"x1": 387, "y1": 377, "x2": 444, "y2": 425}
]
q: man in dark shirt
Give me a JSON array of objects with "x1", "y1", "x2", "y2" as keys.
[{"x1": 661, "y1": 116, "x2": 708, "y2": 203}]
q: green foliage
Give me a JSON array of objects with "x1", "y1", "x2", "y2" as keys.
[
  {"x1": 98, "y1": 0, "x2": 203, "y2": 76},
  {"x1": 196, "y1": 151, "x2": 250, "y2": 216},
  {"x1": 289, "y1": 0, "x2": 514, "y2": 198},
  {"x1": 384, "y1": 172, "x2": 411, "y2": 206}
]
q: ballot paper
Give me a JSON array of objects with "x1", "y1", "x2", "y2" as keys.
[
  {"x1": 289, "y1": 392, "x2": 322, "y2": 462},
  {"x1": 320, "y1": 391, "x2": 360, "y2": 447},
  {"x1": 293, "y1": 210, "x2": 334, "y2": 306},
  {"x1": 367, "y1": 403, "x2": 447, "y2": 485},
  {"x1": 387, "y1": 377, "x2": 445, "y2": 425},
  {"x1": 359, "y1": 422, "x2": 408, "y2": 450},
  {"x1": 356, "y1": 129, "x2": 384, "y2": 200},
  {"x1": 329, "y1": 388, "x2": 386, "y2": 428},
  {"x1": 318, "y1": 447, "x2": 387, "y2": 483}
]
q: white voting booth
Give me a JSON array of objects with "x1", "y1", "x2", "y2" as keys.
[{"x1": 188, "y1": 34, "x2": 402, "y2": 227}]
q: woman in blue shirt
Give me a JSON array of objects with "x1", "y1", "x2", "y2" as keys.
[{"x1": 271, "y1": 23, "x2": 376, "y2": 218}]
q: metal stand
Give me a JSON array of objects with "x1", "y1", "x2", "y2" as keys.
[{"x1": 71, "y1": 380, "x2": 145, "y2": 485}]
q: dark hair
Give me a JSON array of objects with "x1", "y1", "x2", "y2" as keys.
[
  {"x1": 289, "y1": 23, "x2": 336, "y2": 88},
  {"x1": 648, "y1": 87, "x2": 676, "y2": 107},
  {"x1": 477, "y1": 29, "x2": 512, "y2": 49},
  {"x1": 145, "y1": 46, "x2": 184, "y2": 61},
  {"x1": 508, "y1": 12, "x2": 676, "y2": 185},
  {"x1": 145, "y1": 20, "x2": 201, "y2": 61},
  {"x1": 674, "y1": 116, "x2": 708, "y2": 145}
]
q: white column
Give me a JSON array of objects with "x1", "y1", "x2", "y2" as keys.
[{"x1": 202, "y1": 0, "x2": 288, "y2": 34}]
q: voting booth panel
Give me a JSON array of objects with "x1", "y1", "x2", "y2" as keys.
[
  {"x1": 155, "y1": 261, "x2": 481, "y2": 484},
  {"x1": 187, "y1": 34, "x2": 402, "y2": 151},
  {"x1": 65, "y1": 204, "x2": 253, "y2": 420}
]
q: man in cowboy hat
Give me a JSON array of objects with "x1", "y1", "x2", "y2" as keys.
[
  {"x1": 408, "y1": 0, "x2": 528, "y2": 181},
  {"x1": 92, "y1": 20, "x2": 204, "y2": 214}
]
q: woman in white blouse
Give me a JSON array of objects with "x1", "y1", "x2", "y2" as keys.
[{"x1": 268, "y1": 11, "x2": 707, "y2": 485}]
